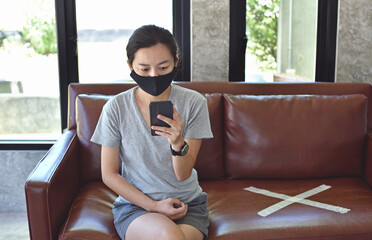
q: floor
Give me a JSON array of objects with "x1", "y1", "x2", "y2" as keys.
[{"x1": 0, "y1": 212, "x2": 29, "y2": 240}]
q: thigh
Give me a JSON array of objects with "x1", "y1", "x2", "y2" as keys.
[
  {"x1": 178, "y1": 224, "x2": 204, "y2": 240},
  {"x1": 175, "y1": 192, "x2": 209, "y2": 238},
  {"x1": 125, "y1": 213, "x2": 185, "y2": 240}
]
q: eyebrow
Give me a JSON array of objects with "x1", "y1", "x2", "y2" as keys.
[{"x1": 138, "y1": 60, "x2": 170, "y2": 67}]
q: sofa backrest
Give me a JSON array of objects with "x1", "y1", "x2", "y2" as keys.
[
  {"x1": 224, "y1": 94, "x2": 367, "y2": 179},
  {"x1": 69, "y1": 82, "x2": 372, "y2": 130},
  {"x1": 70, "y1": 82, "x2": 372, "y2": 183}
]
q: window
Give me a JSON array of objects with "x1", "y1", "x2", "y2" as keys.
[
  {"x1": 56, "y1": 0, "x2": 189, "y2": 131},
  {"x1": 75, "y1": 0, "x2": 173, "y2": 83},
  {"x1": 0, "y1": 0, "x2": 60, "y2": 146},
  {"x1": 246, "y1": 0, "x2": 317, "y2": 83},
  {"x1": 230, "y1": 0, "x2": 338, "y2": 82},
  {"x1": 0, "y1": 0, "x2": 188, "y2": 149}
]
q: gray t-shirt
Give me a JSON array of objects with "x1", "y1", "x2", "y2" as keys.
[{"x1": 91, "y1": 84, "x2": 213, "y2": 203}]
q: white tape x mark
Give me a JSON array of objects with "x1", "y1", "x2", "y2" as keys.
[{"x1": 244, "y1": 184, "x2": 350, "y2": 217}]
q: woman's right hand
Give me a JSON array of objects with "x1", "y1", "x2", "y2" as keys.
[{"x1": 154, "y1": 198, "x2": 188, "y2": 220}]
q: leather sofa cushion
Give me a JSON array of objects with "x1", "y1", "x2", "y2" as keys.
[
  {"x1": 59, "y1": 179, "x2": 372, "y2": 239},
  {"x1": 201, "y1": 177, "x2": 372, "y2": 239},
  {"x1": 224, "y1": 94, "x2": 367, "y2": 179},
  {"x1": 75, "y1": 93, "x2": 224, "y2": 182},
  {"x1": 58, "y1": 182, "x2": 119, "y2": 240}
]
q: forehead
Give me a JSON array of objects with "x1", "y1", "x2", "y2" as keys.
[{"x1": 133, "y1": 43, "x2": 173, "y2": 65}]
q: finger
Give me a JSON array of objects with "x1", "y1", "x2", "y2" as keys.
[
  {"x1": 167, "y1": 201, "x2": 183, "y2": 219},
  {"x1": 151, "y1": 126, "x2": 172, "y2": 136},
  {"x1": 173, "y1": 106, "x2": 181, "y2": 119},
  {"x1": 171, "y1": 198, "x2": 183, "y2": 206},
  {"x1": 172, "y1": 204, "x2": 188, "y2": 220},
  {"x1": 171, "y1": 199, "x2": 185, "y2": 211},
  {"x1": 172, "y1": 201, "x2": 186, "y2": 213},
  {"x1": 173, "y1": 108, "x2": 184, "y2": 126},
  {"x1": 157, "y1": 114, "x2": 174, "y2": 126},
  {"x1": 173, "y1": 200, "x2": 184, "y2": 209},
  {"x1": 170, "y1": 209, "x2": 185, "y2": 220}
]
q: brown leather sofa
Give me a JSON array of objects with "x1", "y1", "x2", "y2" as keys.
[{"x1": 25, "y1": 82, "x2": 372, "y2": 240}]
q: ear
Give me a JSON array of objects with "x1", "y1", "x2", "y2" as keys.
[
  {"x1": 127, "y1": 60, "x2": 133, "y2": 71},
  {"x1": 175, "y1": 57, "x2": 180, "y2": 67}
]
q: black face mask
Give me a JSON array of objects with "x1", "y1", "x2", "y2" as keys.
[{"x1": 130, "y1": 67, "x2": 178, "y2": 96}]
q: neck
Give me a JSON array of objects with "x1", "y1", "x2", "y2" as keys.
[{"x1": 136, "y1": 86, "x2": 171, "y2": 105}]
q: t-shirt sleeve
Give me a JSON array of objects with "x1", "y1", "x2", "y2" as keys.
[
  {"x1": 91, "y1": 99, "x2": 122, "y2": 147},
  {"x1": 183, "y1": 95, "x2": 213, "y2": 140}
]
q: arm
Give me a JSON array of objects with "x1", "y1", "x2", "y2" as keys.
[
  {"x1": 101, "y1": 145, "x2": 155, "y2": 210},
  {"x1": 171, "y1": 139, "x2": 202, "y2": 181},
  {"x1": 152, "y1": 107, "x2": 203, "y2": 181},
  {"x1": 101, "y1": 145, "x2": 188, "y2": 219}
]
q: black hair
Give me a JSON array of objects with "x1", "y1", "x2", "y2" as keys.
[{"x1": 126, "y1": 25, "x2": 180, "y2": 66}]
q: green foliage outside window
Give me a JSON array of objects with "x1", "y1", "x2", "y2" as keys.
[
  {"x1": 246, "y1": 0, "x2": 280, "y2": 71},
  {"x1": 21, "y1": 15, "x2": 57, "y2": 55},
  {"x1": 0, "y1": 29, "x2": 6, "y2": 48}
]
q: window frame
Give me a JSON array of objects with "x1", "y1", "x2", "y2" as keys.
[
  {"x1": 230, "y1": 0, "x2": 339, "y2": 82},
  {"x1": 56, "y1": 0, "x2": 79, "y2": 134}
]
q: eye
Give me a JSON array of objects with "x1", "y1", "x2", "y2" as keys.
[
  {"x1": 160, "y1": 66, "x2": 169, "y2": 71},
  {"x1": 140, "y1": 68, "x2": 149, "y2": 72}
]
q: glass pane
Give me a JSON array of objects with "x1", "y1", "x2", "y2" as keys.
[
  {"x1": 76, "y1": 0, "x2": 173, "y2": 83},
  {"x1": 245, "y1": 0, "x2": 318, "y2": 82},
  {"x1": 0, "y1": 0, "x2": 61, "y2": 140}
]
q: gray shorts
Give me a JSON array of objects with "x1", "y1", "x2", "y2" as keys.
[{"x1": 112, "y1": 192, "x2": 209, "y2": 240}]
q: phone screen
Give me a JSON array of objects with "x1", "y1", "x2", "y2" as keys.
[{"x1": 149, "y1": 101, "x2": 173, "y2": 136}]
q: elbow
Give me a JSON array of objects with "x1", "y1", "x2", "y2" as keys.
[
  {"x1": 176, "y1": 172, "x2": 191, "y2": 182},
  {"x1": 101, "y1": 172, "x2": 114, "y2": 187},
  {"x1": 102, "y1": 174, "x2": 109, "y2": 187},
  {"x1": 176, "y1": 176, "x2": 188, "y2": 182}
]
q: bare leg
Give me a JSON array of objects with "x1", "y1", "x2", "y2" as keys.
[
  {"x1": 178, "y1": 224, "x2": 204, "y2": 240},
  {"x1": 125, "y1": 213, "x2": 186, "y2": 240}
]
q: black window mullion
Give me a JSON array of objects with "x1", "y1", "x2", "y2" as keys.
[
  {"x1": 55, "y1": 0, "x2": 79, "y2": 131},
  {"x1": 173, "y1": 0, "x2": 191, "y2": 81},
  {"x1": 315, "y1": 0, "x2": 338, "y2": 82},
  {"x1": 229, "y1": 0, "x2": 247, "y2": 82}
]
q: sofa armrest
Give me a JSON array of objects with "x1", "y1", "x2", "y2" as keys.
[
  {"x1": 25, "y1": 130, "x2": 80, "y2": 240},
  {"x1": 365, "y1": 132, "x2": 372, "y2": 187}
]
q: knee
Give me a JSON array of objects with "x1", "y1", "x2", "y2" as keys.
[{"x1": 158, "y1": 226, "x2": 186, "y2": 240}]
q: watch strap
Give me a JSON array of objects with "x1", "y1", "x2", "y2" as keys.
[{"x1": 170, "y1": 141, "x2": 188, "y2": 156}]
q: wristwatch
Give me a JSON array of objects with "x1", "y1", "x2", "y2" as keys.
[{"x1": 170, "y1": 141, "x2": 189, "y2": 156}]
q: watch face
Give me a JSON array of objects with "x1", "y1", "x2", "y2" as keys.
[{"x1": 181, "y1": 142, "x2": 189, "y2": 156}]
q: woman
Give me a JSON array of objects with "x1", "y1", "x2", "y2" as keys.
[{"x1": 91, "y1": 25, "x2": 213, "y2": 240}]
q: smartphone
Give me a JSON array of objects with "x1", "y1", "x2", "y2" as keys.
[{"x1": 149, "y1": 101, "x2": 173, "y2": 136}]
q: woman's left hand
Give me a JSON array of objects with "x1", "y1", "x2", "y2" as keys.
[{"x1": 151, "y1": 106, "x2": 184, "y2": 150}]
